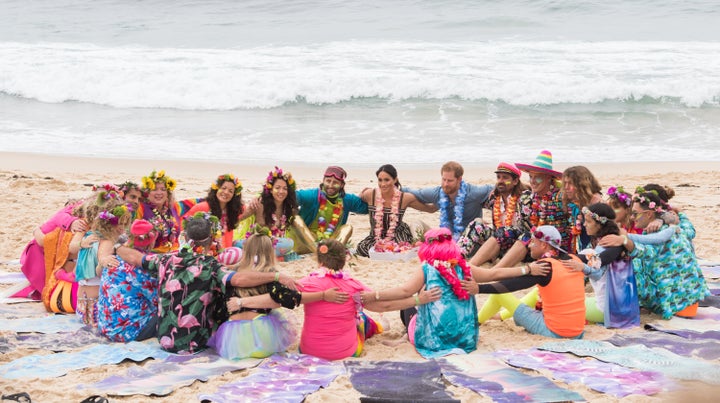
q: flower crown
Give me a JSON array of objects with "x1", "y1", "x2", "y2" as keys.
[
  {"x1": 252, "y1": 225, "x2": 273, "y2": 238},
  {"x1": 210, "y1": 173, "x2": 242, "y2": 196},
  {"x1": 264, "y1": 166, "x2": 296, "y2": 195},
  {"x1": 117, "y1": 180, "x2": 140, "y2": 194},
  {"x1": 141, "y1": 170, "x2": 177, "y2": 192},
  {"x1": 633, "y1": 187, "x2": 666, "y2": 213},
  {"x1": 93, "y1": 183, "x2": 122, "y2": 204},
  {"x1": 581, "y1": 206, "x2": 608, "y2": 224},
  {"x1": 98, "y1": 204, "x2": 134, "y2": 226},
  {"x1": 606, "y1": 186, "x2": 632, "y2": 207},
  {"x1": 183, "y1": 211, "x2": 221, "y2": 232}
]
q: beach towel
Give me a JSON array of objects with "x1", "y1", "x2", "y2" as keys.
[
  {"x1": 40, "y1": 228, "x2": 75, "y2": 313},
  {"x1": 81, "y1": 351, "x2": 260, "y2": 396},
  {"x1": 0, "y1": 300, "x2": 45, "y2": 318},
  {"x1": 0, "y1": 341, "x2": 169, "y2": 379},
  {"x1": 646, "y1": 315, "x2": 720, "y2": 333},
  {"x1": 198, "y1": 353, "x2": 343, "y2": 403},
  {"x1": 699, "y1": 295, "x2": 720, "y2": 308},
  {"x1": 644, "y1": 323, "x2": 720, "y2": 341},
  {"x1": 2, "y1": 328, "x2": 108, "y2": 352},
  {"x1": 539, "y1": 339, "x2": 720, "y2": 385},
  {"x1": 438, "y1": 354, "x2": 584, "y2": 402},
  {"x1": 345, "y1": 360, "x2": 458, "y2": 402},
  {"x1": 494, "y1": 348, "x2": 671, "y2": 397},
  {"x1": 699, "y1": 264, "x2": 720, "y2": 280},
  {"x1": 604, "y1": 258, "x2": 640, "y2": 328},
  {"x1": 0, "y1": 271, "x2": 29, "y2": 284},
  {"x1": 0, "y1": 314, "x2": 84, "y2": 333},
  {"x1": 607, "y1": 332, "x2": 720, "y2": 361}
]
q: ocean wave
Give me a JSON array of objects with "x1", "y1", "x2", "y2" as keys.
[{"x1": 1, "y1": 41, "x2": 719, "y2": 110}]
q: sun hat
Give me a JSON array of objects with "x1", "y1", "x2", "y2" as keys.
[
  {"x1": 324, "y1": 166, "x2": 347, "y2": 183},
  {"x1": 515, "y1": 150, "x2": 562, "y2": 178},
  {"x1": 494, "y1": 162, "x2": 522, "y2": 178},
  {"x1": 532, "y1": 225, "x2": 566, "y2": 253},
  {"x1": 217, "y1": 247, "x2": 243, "y2": 266},
  {"x1": 130, "y1": 219, "x2": 158, "y2": 248}
]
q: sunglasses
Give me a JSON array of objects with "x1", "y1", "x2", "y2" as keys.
[{"x1": 630, "y1": 210, "x2": 649, "y2": 219}]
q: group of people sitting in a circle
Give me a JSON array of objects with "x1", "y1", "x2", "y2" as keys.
[{"x1": 12, "y1": 149, "x2": 709, "y2": 360}]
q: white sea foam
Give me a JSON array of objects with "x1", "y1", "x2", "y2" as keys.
[{"x1": 1, "y1": 41, "x2": 719, "y2": 110}]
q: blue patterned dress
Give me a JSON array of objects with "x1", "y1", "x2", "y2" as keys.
[
  {"x1": 630, "y1": 213, "x2": 710, "y2": 319},
  {"x1": 413, "y1": 262, "x2": 478, "y2": 358},
  {"x1": 97, "y1": 256, "x2": 158, "y2": 342}
]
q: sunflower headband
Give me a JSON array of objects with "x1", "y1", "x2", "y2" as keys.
[
  {"x1": 264, "y1": 166, "x2": 296, "y2": 195},
  {"x1": 210, "y1": 173, "x2": 242, "y2": 196},
  {"x1": 141, "y1": 170, "x2": 177, "y2": 192}
]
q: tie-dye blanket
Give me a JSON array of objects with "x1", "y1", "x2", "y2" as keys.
[
  {"x1": 438, "y1": 354, "x2": 584, "y2": 402},
  {"x1": 80, "y1": 351, "x2": 260, "y2": 396},
  {"x1": 0, "y1": 341, "x2": 169, "y2": 379},
  {"x1": 644, "y1": 323, "x2": 720, "y2": 341},
  {"x1": 346, "y1": 360, "x2": 459, "y2": 402},
  {"x1": 2, "y1": 328, "x2": 108, "y2": 352},
  {"x1": 608, "y1": 331, "x2": 720, "y2": 360},
  {"x1": 198, "y1": 353, "x2": 343, "y2": 403},
  {"x1": 494, "y1": 348, "x2": 672, "y2": 397},
  {"x1": 540, "y1": 340, "x2": 720, "y2": 385}
]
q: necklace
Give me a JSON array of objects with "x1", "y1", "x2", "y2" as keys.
[
  {"x1": 438, "y1": 181, "x2": 467, "y2": 239},
  {"x1": 373, "y1": 188, "x2": 401, "y2": 242},
  {"x1": 529, "y1": 183, "x2": 562, "y2": 227},
  {"x1": 492, "y1": 193, "x2": 518, "y2": 228},
  {"x1": 429, "y1": 259, "x2": 472, "y2": 300},
  {"x1": 317, "y1": 191, "x2": 343, "y2": 239},
  {"x1": 270, "y1": 213, "x2": 288, "y2": 237}
]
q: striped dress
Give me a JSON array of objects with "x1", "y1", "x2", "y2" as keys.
[{"x1": 355, "y1": 191, "x2": 413, "y2": 257}]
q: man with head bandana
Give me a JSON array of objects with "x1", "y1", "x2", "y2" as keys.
[{"x1": 294, "y1": 166, "x2": 368, "y2": 253}]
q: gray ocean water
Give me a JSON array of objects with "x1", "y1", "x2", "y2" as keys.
[{"x1": 1, "y1": 0, "x2": 719, "y2": 164}]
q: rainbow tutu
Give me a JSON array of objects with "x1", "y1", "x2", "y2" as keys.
[{"x1": 209, "y1": 309, "x2": 297, "y2": 360}]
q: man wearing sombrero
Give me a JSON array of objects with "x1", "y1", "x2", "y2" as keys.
[
  {"x1": 294, "y1": 166, "x2": 369, "y2": 253},
  {"x1": 490, "y1": 150, "x2": 570, "y2": 269}
]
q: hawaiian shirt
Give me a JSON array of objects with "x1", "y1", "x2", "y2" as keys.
[
  {"x1": 97, "y1": 256, "x2": 158, "y2": 342},
  {"x1": 142, "y1": 247, "x2": 234, "y2": 354}
]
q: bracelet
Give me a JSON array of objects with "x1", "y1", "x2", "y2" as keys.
[
  {"x1": 521, "y1": 265, "x2": 528, "y2": 276},
  {"x1": 414, "y1": 294, "x2": 421, "y2": 306},
  {"x1": 375, "y1": 291, "x2": 380, "y2": 301},
  {"x1": 622, "y1": 235, "x2": 628, "y2": 246},
  {"x1": 274, "y1": 272, "x2": 280, "y2": 281}
]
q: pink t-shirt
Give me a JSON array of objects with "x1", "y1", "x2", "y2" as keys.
[{"x1": 297, "y1": 270, "x2": 370, "y2": 360}]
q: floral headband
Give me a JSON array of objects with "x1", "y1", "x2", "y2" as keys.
[
  {"x1": 606, "y1": 186, "x2": 632, "y2": 207},
  {"x1": 141, "y1": 170, "x2": 177, "y2": 192},
  {"x1": 94, "y1": 183, "x2": 122, "y2": 204},
  {"x1": 317, "y1": 241, "x2": 351, "y2": 260},
  {"x1": 532, "y1": 228, "x2": 567, "y2": 253},
  {"x1": 633, "y1": 187, "x2": 666, "y2": 213},
  {"x1": 581, "y1": 206, "x2": 608, "y2": 224},
  {"x1": 117, "y1": 180, "x2": 140, "y2": 194},
  {"x1": 264, "y1": 166, "x2": 296, "y2": 195},
  {"x1": 183, "y1": 212, "x2": 222, "y2": 243},
  {"x1": 211, "y1": 173, "x2": 242, "y2": 196},
  {"x1": 98, "y1": 204, "x2": 134, "y2": 226},
  {"x1": 424, "y1": 233, "x2": 452, "y2": 244}
]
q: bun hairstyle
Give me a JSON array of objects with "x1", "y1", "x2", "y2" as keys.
[{"x1": 642, "y1": 183, "x2": 675, "y2": 203}]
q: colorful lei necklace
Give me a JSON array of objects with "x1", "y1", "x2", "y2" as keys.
[
  {"x1": 270, "y1": 213, "x2": 288, "y2": 237},
  {"x1": 430, "y1": 258, "x2": 472, "y2": 300},
  {"x1": 317, "y1": 191, "x2": 343, "y2": 239},
  {"x1": 492, "y1": 194, "x2": 518, "y2": 228},
  {"x1": 438, "y1": 181, "x2": 467, "y2": 239},
  {"x1": 150, "y1": 206, "x2": 177, "y2": 249},
  {"x1": 309, "y1": 266, "x2": 352, "y2": 280},
  {"x1": 373, "y1": 188, "x2": 401, "y2": 242},
  {"x1": 529, "y1": 183, "x2": 562, "y2": 227}
]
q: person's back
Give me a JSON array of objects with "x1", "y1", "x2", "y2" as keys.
[{"x1": 538, "y1": 256, "x2": 585, "y2": 338}]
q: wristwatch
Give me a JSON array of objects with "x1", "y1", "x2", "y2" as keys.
[{"x1": 113, "y1": 242, "x2": 123, "y2": 255}]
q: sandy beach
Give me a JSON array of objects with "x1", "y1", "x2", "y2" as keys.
[{"x1": 1, "y1": 152, "x2": 719, "y2": 402}]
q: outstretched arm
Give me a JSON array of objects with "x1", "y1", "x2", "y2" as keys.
[
  {"x1": 363, "y1": 285, "x2": 441, "y2": 312},
  {"x1": 359, "y1": 268, "x2": 425, "y2": 302},
  {"x1": 404, "y1": 193, "x2": 438, "y2": 213},
  {"x1": 471, "y1": 261, "x2": 550, "y2": 283}
]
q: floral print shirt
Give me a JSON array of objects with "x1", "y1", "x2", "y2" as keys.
[
  {"x1": 97, "y1": 256, "x2": 158, "y2": 342},
  {"x1": 142, "y1": 247, "x2": 234, "y2": 354}
]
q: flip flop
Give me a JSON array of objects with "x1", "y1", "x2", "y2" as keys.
[
  {"x1": 79, "y1": 396, "x2": 108, "y2": 403},
  {"x1": 1, "y1": 392, "x2": 31, "y2": 403}
]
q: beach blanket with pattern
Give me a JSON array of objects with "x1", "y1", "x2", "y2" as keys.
[
  {"x1": 644, "y1": 323, "x2": 720, "y2": 341},
  {"x1": 646, "y1": 314, "x2": 720, "y2": 333},
  {"x1": 540, "y1": 340, "x2": 720, "y2": 385},
  {"x1": 437, "y1": 354, "x2": 584, "y2": 402},
  {"x1": 346, "y1": 360, "x2": 459, "y2": 402},
  {"x1": 0, "y1": 341, "x2": 169, "y2": 379},
  {"x1": 608, "y1": 331, "x2": 720, "y2": 360},
  {"x1": 1, "y1": 328, "x2": 108, "y2": 352},
  {"x1": 0, "y1": 314, "x2": 84, "y2": 333},
  {"x1": 81, "y1": 351, "x2": 260, "y2": 396},
  {"x1": 198, "y1": 353, "x2": 343, "y2": 403},
  {"x1": 494, "y1": 348, "x2": 672, "y2": 397}
]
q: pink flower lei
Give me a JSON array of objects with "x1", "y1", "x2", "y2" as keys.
[
  {"x1": 374, "y1": 187, "x2": 401, "y2": 243},
  {"x1": 429, "y1": 258, "x2": 472, "y2": 300}
]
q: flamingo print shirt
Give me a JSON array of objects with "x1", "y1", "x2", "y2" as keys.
[{"x1": 142, "y1": 247, "x2": 235, "y2": 354}]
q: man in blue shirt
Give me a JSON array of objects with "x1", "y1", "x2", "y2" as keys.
[
  {"x1": 294, "y1": 166, "x2": 368, "y2": 253},
  {"x1": 404, "y1": 161, "x2": 493, "y2": 240}
]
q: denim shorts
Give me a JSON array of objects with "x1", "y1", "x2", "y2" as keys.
[{"x1": 513, "y1": 304, "x2": 584, "y2": 339}]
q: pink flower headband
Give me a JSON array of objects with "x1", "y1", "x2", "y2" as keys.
[{"x1": 606, "y1": 186, "x2": 632, "y2": 207}]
